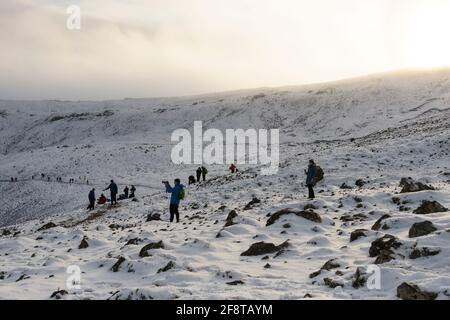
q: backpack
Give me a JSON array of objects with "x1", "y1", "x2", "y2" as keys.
[
  {"x1": 315, "y1": 165, "x2": 324, "y2": 182},
  {"x1": 178, "y1": 186, "x2": 186, "y2": 200}
]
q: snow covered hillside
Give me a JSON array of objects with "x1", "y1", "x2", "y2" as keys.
[{"x1": 0, "y1": 69, "x2": 449, "y2": 299}]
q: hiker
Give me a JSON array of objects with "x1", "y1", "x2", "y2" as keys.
[
  {"x1": 163, "y1": 179, "x2": 185, "y2": 223},
  {"x1": 229, "y1": 164, "x2": 237, "y2": 173},
  {"x1": 10, "y1": 177, "x2": 14, "y2": 182},
  {"x1": 196, "y1": 167, "x2": 202, "y2": 183},
  {"x1": 97, "y1": 194, "x2": 107, "y2": 205},
  {"x1": 305, "y1": 159, "x2": 317, "y2": 199},
  {"x1": 48, "y1": 176, "x2": 50, "y2": 182},
  {"x1": 87, "y1": 188, "x2": 96, "y2": 211},
  {"x1": 129, "y1": 185, "x2": 136, "y2": 198},
  {"x1": 124, "y1": 186, "x2": 129, "y2": 198},
  {"x1": 188, "y1": 175, "x2": 196, "y2": 185},
  {"x1": 104, "y1": 180, "x2": 118, "y2": 205},
  {"x1": 201, "y1": 166, "x2": 208, "y2": 181}
]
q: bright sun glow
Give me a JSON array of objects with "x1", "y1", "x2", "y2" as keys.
[{"x1": 403, "y1": 1, "x2": 450, "y2": 68}]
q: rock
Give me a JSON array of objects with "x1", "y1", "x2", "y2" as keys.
[
  {"x1": 303, "y1": 293, "x2": 313, "y2": 298},
  {"x1": 392, "y1": 197, "x2": 401, "y2": 205},
  {"x1": 157, "y1": 261, "x2": 175, "y2": 273},
  {"x1": 309, "y1": 259, "x2": 340, "y2": 278},
  {"x1": 125, "y1": 238, "x2": 142, "y2": 246},
  {"x1": 226, "y1": 280, "x2": 244, "y2": 285},
  {"x1": 303, "y1": 203, "x2": 318, "y2": 210},
  {"x1": 371, "y1": 214, "x2": 391, "y2": 231},
  {"x1": 369, "y1": 234, "x2": 402, "y2": 264},
  {"x1": 340, "y1": 213, "x2": 368, "y2": 222},
  {"x1": 139, "y1": 241, "x2": 164, "y2": 257},
  {"x1": 409, "y1": 247, "x2": 441, "y2": 259},
  {"x1": 354, "y1": 197, "x2": 363, "y2": 203},
  {"x1": 397, "y1": 282, "x2": 437, "y2": 300},
  {"x1": 241, "y1": 241, "x2": 289, "y2": 256},
  {"x1": 244, "y1": 197, "x2": 261, "y2": 210},
  {"x1": 282, "y1": 223, "x2": 291, "y2": 229},
  {"x1": 224, "y1": 210, "x2": 238, "y2": 227},
  {"x1": 37, "y1": 222, "x2": 57, "y2": 231},
  {"x1": 408, "y1": 221, "x2": 437, "y2": 238},
  {"x1": 352, "y1": 267, "x2": 367, "y2": 289},
  {"x1": 78, "y1": 237, "x2": 89, "y2": 249},
  {"x1": 399, "y1": 178, "x2": 434, "y2": 193},
  {"x1": 355, "y1": 179, "x2": 366, "y2": 187},
  {"x1": 264, "y1": 263, "x2": 271, "y2": 269},
  {"x1": 146, "y1": 213, "x2": 161, "y2": 222},
  {"x1": 324, "y1": 278, "x2": 343, "y2": 289},
  {"x1": 111, "y1": 257, "x2": 126, "y2": 272},
  {"x1": 1, "y1": 229, "x2": 11, "y2": 236},
  {"x1": 50, "y1": 289, "x2": 68, "y2": 299},
  {"x1": 413, "y1": 201, "x2": 448, "y2": 215},
  {"x1": 340, "y1": 183, "x2": 352, "y2": 189},
  {"x1": 266, "y1": 208, "x2": 321, "y2": 226},
  {"x1": 350, "y1": 229, "x2": 368, "y2": 242}
]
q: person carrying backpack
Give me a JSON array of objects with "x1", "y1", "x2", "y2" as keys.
[
  {"x1": 124, "y1": 186, "x2": 129, "y2": 198},
  {"x1": 129, "y1": 185, "x2": 136, "y2": 198},
  {"x1": 104, "y1": 180, "x2": 118, "y2": 205},
  {"x1": 163, "y1": 179, "x2": 185, "y2": 223},
  {"x1": 305, "y1": 159, "x2": 317, "y2": 199},
  {"x1": 196, "y1": 167, "x2": 202, "y2": 183},
  {"x1": 201, "y1": 166, "x2": 208, "y2": 181},
  {"x1": 87, "y1": 188, "x2": 96, "y2": 211}
]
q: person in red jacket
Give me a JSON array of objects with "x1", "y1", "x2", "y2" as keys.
[
  {"x1": 97, "y1": 194, "x2": 107, "y2": 205},
  {"x1": 229, "y1": 164, "x2": 237, "y2": 173}
]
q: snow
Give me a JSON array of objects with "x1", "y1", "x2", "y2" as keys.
[{"x1": 0, "y1": 69, "x2": 450, "y2": 299}]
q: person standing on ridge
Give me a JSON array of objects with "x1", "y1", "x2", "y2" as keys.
[
  {"x1": 163, "y1": 179, "x2": 185, "y2": 223},
  {"x1": 124, "y1": 186, "x2": 129, "y2": 198},
  {"x1": 130, "y1": 185, "x2": 136, "y2": 198},
  {"x1": 87, "y1": 188, "x2": 96, "y2": 211},
  {"x1": 104, "y1": 180, "x2": 118, "y2": 205},
  {"x1": 305, "y1": 159, "x2": 317, "y2": 200},
  {"x1": 201, "y1": 166, "x2": 208, "y2": 181},
  {"x1": 196, "y1": 167, "x2": 202, "y2": 183}
]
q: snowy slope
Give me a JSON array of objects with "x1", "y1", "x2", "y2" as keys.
[{"x1": 0, "y1": 69, "x2": 450, "y2": 299}]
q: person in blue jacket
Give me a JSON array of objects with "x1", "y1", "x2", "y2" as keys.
[
  {"x1": 305, "y1": 159, "x2": 317, "y2": 199},
  {"x1": 104, "y1": 180, "x2": 118, "y2": 205},
  {"x1": 163, "y1": 178, "x2": 184, "y2": 223}
]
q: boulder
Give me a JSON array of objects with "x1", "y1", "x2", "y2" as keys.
[
  {"x1": 139, "y1": 240, "x2": 164, "y2": 257},
  {"x1": 408, "y1": 221, "x2": 437, "y2": 238},
  {"x1": 350, "y1": 229, "x2": 368, "y2": 242},
  {"x1": 224, "y1": 210, "x2": 238, "y2": 227},
  {"x1": 241, "y1": 241, "x2": 289, "y2": 256},
  {"x1": 397, "y1": 282, "x2": 437, "y2": 300},
  {"x1": 50, "y1": 289, "x2": 68, "y2": 299},
  {"x1": 413, "y1": 201, "x2": 448, "y2": 215},
  {"x1": 371, "y1": 214, "x2": 391, "y2": 231},
  {"x1": 37, "y1": 222, "x2": 57, "y2": 231},
  {"x1": 78, "y1": 237, "x2": 89, "y2": 249},
  {"x1": 110, "y1": 257, "x2": 126, "y2": 272},
  {"x1": 409, "y1": 247, "x2": 441, "y2": 259},
  {"x1": 309, "y1": 259, "x2": 340, "y2": 278},
  {"x1": 355, "y1": 179, "x2": 367, "y2": 187},
  {"x1": 399, "y1": 178, "x2": 434, "y2": 193},
  {"x1": 369, "y1": 234, "x2": 402, "y2": 264},
  {"x1": 157, "y1": 261, "x2": 175, "y2": 273},
  {"x1": 324, "y1": 278, "x2": 343, "y2": 289},
  {"x1": 226, "y1": 280, "x2": 244, "y2": 285},
  {"x1": 243, "y1": 197, "x2": 261, "y2": 210},
  {"x1": 352, "y1": 267, "x2": 367, "y2": 289},
  {"x1": 266, "y1": 208, "x2": 321, "y2": 226},
  {"x1": 146, "y1": 213, "x2": 161, "y2": 222}
]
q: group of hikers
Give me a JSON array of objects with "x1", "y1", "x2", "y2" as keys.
[
  {"x1": 86, "y1": 160, "x2": 322, "y2": 222},
  {"x1": 87, "y1": 180, "x2": 137, "y2": 211}
]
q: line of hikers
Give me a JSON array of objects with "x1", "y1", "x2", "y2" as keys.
[{"x1": 87, "y1": 180, "x2": 136, "y2": 211}]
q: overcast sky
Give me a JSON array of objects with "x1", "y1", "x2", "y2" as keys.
[{"x1": 1, "y1": 0, "x2": 450, "y2": 100}]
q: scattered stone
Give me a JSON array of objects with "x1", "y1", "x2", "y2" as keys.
[
  {"x1": 309, "y1": 259, "x2": 340, "y2": 278},
  {"x1": 264, "y1": 263, "x2": 271, "y2": 269},
  {"x1": 241, "y1": 241, "x2": 289, "y2": 256},
  {"x1": 408, "y1": 221, "x2": 437, "y2": 238},
  {"x1": 354, "y1": 197, "x2": 363, "y2": 203},
  {"x1": 413, "y1": 201, "x2": 448, "y2": 215},
  {"x1": 111, "y1": 257, "x2": 126, "y2": 272},
  {"x1": 352, "y1": 267, "x2": 367, "y2": 289},
  {"x1": 369, "y1": 234, "x2": 402, "y2": 264},
  {"x1": 139, "y1": 241, "x2": 164, "y2": 257},
  {"x1": 397, "y1": 282, "x2": 437, "y2": 300},
  {"x1": 266, "y1": 208, "x2": 321, "y2": 226},
  {"x1": 78, "y1": 237, "x2": 89, "y2": 249},
  {"x1": 350, "y1": 229, "x2": 368, "y2": 242},
  {"x1": 409, "y1": 247, "x2": 441, "y2": 259},
  {"x1": 146, "y1": 213, "x2": 161, "y2": 222},
  {"x1": 303, "y1": 203, "x2": 317, "y2": 210},
  {"x1": 1, "y1": 229, "x2": 11, "y2": 236},
  {"x1": 371, "y1": 214, "x2": 391, "y2": 231},
  {"x1": 157, "y1": 261, "x2": 175, "y2": 273},
  {"x1": 282, "y1": 223, "x2": 291, "y2": 229},
  {"x1": 355, "y1": 179, "x2": 366, "y2": 187},
  {"x1": 303, "y1": 293, "x2": 313, "y2": 298},
  {"x1": 243, "y1": 197, "x2": 261, "y2": 210},
  {"x1": 125, "y1": 238, "x2": 142, "y2": 246},
  {"x1": 226, "y1": 280, "x2": 244, "y2": 285},
  {"x1": 37, "y1": 222, "x2": 57, "y2": 231},
  {"x1": 392, "y1": 197, "x2": 401, "y2": 205},
  {"x1": 399, "y1": 178, "x2": 434, "y2": 193},
  {"x1": 224, "y1": 210, "x2": 238, "y2": 227},
  {"x1": 340, "y1": 183, "x2": 352, "y2": 189},
  {"x1": 50, "y1": 289, "x2": 68, "y2": 299},
  {"x1": 324, "y1": 278, "x2": 343, "y2": 289}
]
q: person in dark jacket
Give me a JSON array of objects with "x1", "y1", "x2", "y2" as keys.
[
  {"x1": 201, "y1": 166, "x2": 208, "y2": 181},
  {"x1": 196, "y1": 167, "x2": 202, "y2": 183},
  {"x1": 129, "y1": 185, "x2": 136, "y2": 198},
  {"x1": 87, "y1": 188, "x2": 96, "y2": 210},
  {"x1": 305, "y1": 159, "x2": 317, "y2": 199},
  {"x1": 163, "y1": 179, "x2": 184, "y2": 223},
  {"x1": 188, "y1": 175, "x2": 196, "y2": 185},
  {"x1": 124, "y1": 186, "x2": 129, "y2": 198},
  {"x1": 104, "y1": 180, "x2": 118, "y2": 205}
]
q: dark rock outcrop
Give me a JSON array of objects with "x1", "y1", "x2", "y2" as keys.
[
  {"x1": 350, "y1": 229, "x2": 368, "y2": 242},
  {"x1": 224, "y1": 210, "x2": 238, "y2": 227},
  {"x1": 266, "y1": 208, "x2": 321, "y2": 226},
  {"x1": 371, "y1": 214, "x2": 391, "y2": 231},
  {"x1": 409, "y1": 247, "x2": 441, "y2": 259},
  {"x1": 111, "y1": 257, "x2": 126, "y2": 272},
  {"x1": 408, "y1": 221, "x2": 437, "y2": 238},
  {"x1": 369, "y1": 234, "x2": 402, "y2": 264},
  {"x1": 157, "y1": 261, "x2": 175, "y2": 273},
  {"x1": 244, "y1": 197, "x2": 261, "y2": 210},
  {"x1": 309, "y1": 259, "x2": 340, "y2": 278},
  {"x1": 37, "y1": 222, "x2": 57, "y2": 231},
  {"x1": 397, "y1": 282, "x2": 437, "y2": 300},
  {"x1": 413, "y1": 201, "x2": 448, "y2": 215},
  {"x1": 139, "y1": 241, "x2": 164, "y2": 257},
  {"x1": 241, "y1": 241, "x2": 289, "y2": 256},
  {"x1": 399, "y1": 178, "x2": 434, "y2": 193},
  {"x1": 78, "y1": 237, "x2": 89, "y2": 249},
  {"x1": 146, "y1": 213, "x2": 161, "y2": 222}
]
